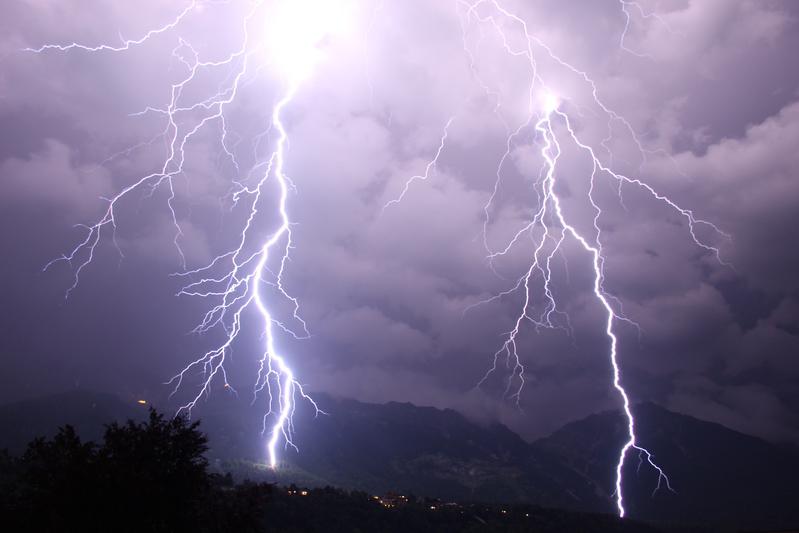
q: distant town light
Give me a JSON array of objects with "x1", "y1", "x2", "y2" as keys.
[{"x1": 137, "y1": 400, "x2": 147, "y2": 405}]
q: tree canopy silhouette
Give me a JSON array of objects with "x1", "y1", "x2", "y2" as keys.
[{"x1": 2, "y1": 408, "x2": 210, "y2": 533}]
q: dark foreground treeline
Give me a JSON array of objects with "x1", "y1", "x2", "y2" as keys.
[{"x1": 0, "y1": 409, "x2": 668, "y2": 533}]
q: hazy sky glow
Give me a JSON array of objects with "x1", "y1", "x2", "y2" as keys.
[{"x1": 1, "y1": 0, "x2": 799, "y2": 452}]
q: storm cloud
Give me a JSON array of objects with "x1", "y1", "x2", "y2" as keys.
[{"x1": 1, "y1": 0, "x2": 798, "y2": 445}]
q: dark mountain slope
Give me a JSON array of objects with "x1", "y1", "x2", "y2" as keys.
[
  {"x1": 280, "y1": 395, "x2": 605, "y2": 509},
  {"x1": 537, "y1": 402, "x2": 799, "y2": 529}
]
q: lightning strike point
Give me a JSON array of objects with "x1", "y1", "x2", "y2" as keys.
[{"x1": 541, "y1": 91, "x2": 560, "y2": 115}]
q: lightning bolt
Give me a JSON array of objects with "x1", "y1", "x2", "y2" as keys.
[
  {"x1": 25, "y1": 0, "x2": 353, "y2": 468},
  {"x1": 386, "y1": 0, "x2": 727, "y2": 518},
  {"x1": 463, "y1": 0, "x2": 731, "y2": 517}
]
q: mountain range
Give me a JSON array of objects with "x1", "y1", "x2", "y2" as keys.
[{"x1": 1, "y1": 390, "x2": 797, "y2": 531}]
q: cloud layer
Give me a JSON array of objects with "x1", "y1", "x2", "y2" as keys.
[{"x1": 1, "y1": 0, "x2": 798, "y2": 444}]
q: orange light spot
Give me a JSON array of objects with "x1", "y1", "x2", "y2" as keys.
[{"x1": 137, "y1": 400, "x2": 147, "y2": 405}]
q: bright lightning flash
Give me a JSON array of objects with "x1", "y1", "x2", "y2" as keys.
[
  {"x1": 462, "y1": 0, "x2": 730, "y2": 517},
  {"x1": 28, "y1": 0, "x2": 354, "y2": 468},
  {"x1": 385, "y1": 0, "x2": 728, "y2": 518}
]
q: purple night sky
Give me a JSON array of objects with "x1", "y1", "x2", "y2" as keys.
[{"x1": 1, "y1": 0, "x2": 798, "y2": 448}]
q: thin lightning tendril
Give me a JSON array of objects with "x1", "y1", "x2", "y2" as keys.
[{"x1": 382, "y1": 116, "x2": 457, "y2": 212}]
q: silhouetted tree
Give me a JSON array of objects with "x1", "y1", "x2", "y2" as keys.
[
  {"x1": 14, "y1": 425, "x2": 97, "y2": 531},
  {"x1": 96, "y1": 409, "x2": 209, "y2": 531},
  {"x1": 1, "y1": 408, "x2": 210, "y2": 533},
  {"x1": 0, "y1": 448, "x2": 23, "y2": 525}
]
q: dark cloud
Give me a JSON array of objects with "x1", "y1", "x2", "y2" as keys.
[{"x1": 1, "y1": 0, "x2": 797, "y2": 446}]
